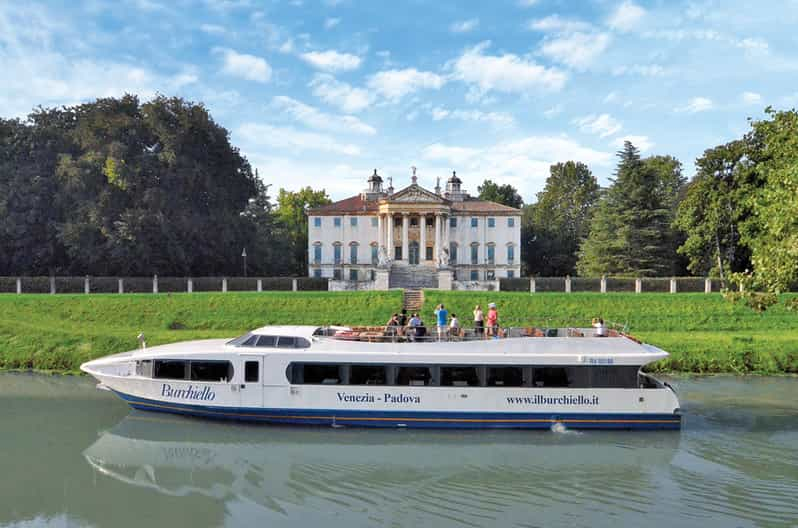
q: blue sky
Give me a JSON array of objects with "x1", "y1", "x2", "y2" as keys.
[{"x1": 2, "y1": 0, "x2": 797, "y2": 202}]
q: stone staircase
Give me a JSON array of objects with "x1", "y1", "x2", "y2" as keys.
[
  {"x1": 403, "y1": 289, "x2": 424, "y2": 312},
  {"x1": 389, "y1": 265, "x2": 439, "y2": 289}
]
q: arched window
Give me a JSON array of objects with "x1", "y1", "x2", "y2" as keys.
[
  {"x1": 333, "y1": 242, "x2": 342, "y2": 265},
  {"x1": 487, "y1": 243, "x2": 496, "y2": 265},
  {"x1": 470, "y1": 242, "x2": 479, "y2": 265},
  {"x1": 349, "y1": 241, "x2": 359, "y2": 264},
  {"x1": 506, "y1": 243, "x2": 515, "y2": 263},
  {"x1": 370, "y1": 242, "x2": 379, "y2": 265}
]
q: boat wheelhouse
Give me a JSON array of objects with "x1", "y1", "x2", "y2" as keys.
[{"x1": 80, "y1": 325, "x2": 682, "y2": 430}]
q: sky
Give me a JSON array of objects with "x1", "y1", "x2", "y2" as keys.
[{"x1": 2, "y1": 0, "x2": 797, "y2": 202}]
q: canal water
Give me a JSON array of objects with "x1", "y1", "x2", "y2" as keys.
[{"x1": 0, "y1": 374, "x2": 796, "y2": 528}]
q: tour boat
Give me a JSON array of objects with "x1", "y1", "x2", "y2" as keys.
[{"x1": 80, "y1": 325, "x2": 682, "y2": 430}]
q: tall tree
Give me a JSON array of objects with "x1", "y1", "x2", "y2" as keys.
[
  {"x1": 674, "y1": 139, "x2": 756, "y2": 280},
  {"x1": 477, "y1": 179, "x2": 523, "y2": 209},
  {"x1": 275, "y1": 187, "x2": 332, "y2": 275},
  {"x1": 523, "y1": 161, "x2": 599, "y2": 275},
  {"x1": 577, "y1": 142, "x2": 685, "y2": 276},
  {"x1": 743, "y1": 108, "x2": 798, "y2": 292}
]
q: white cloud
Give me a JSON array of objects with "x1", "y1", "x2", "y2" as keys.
[
  {"x1": 422, "y1": 135, "x2": 613, "y2": 198},
  {"x1": 367, "y1": 68, "x2": 445, "y2": 100},
  {"x1": 237, "y1": 122, "x2": 361, "y2": 156},
  {"x1": 607, "y1": 0, "x2": 645, "y2": 32},
  {"x1": 736, "y1": 37, "x2": 768, "y2": 52},
  {"x1": 575, "y1": 114, "x2": 623, "y2": 138},
  {"x1": 450, "y1": 18, "x2": 479, "y2": 33},
  {"x1": 527, "y1": 15, "x2": 592, "y2": 33},
  {"x1": 540, "y1": 32, "x2": 611, "y2": 70},
  {"x1": 543, "y1": 104, "x2": 563, "y2": 118},
  {"x1": 604, "y1": 91, "x2": 618, "y2": 103},
  {"x1": 430, "y1": 107, "x2": 514, "y2": 126},
  {"x1": 309, "y1": 73, "x2": 373, "y2": 113},
  {"x1": 199, "y1": 23, "x2": 226, "y2": 35},
  {"x1": 676, "y1": 97, "x2": 714, "y2": 113},
  {"x1": 741, "y1": 91, "x2": 762, "y2": 104},
  {"x1": 214, "y1": 47, "x2": 271, "y2": 82},
  {"x1": 272, "y1": 95, "x2": 376, "y2": 135},
  {"x1": 324, "y1": 17, "x2": 340, "y2": 29},
  {"x1": 450, "y1": 42, "x2": 567, "y2": 97},
  {"x1": 300, "y1": 50, "x2": 362, "y2": 72},
  {"x1": 245, "y1": 156, "x2": 368, "y2": 197},
  {"x1": 612, "y1": 64, "x2": 668, "y2": 77},
  {"x1": 517, "y1": 0, "x2": 538, "y2": 6},
  {"x1": 613, "y1": 135, "x2": 653, "y2": 152}
]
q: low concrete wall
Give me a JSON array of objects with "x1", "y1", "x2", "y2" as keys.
[
  {"x1": 452, "y1": 280, "x2": 500, "y2": 291},
  {"x1": 328, "y1": 280, "x2": 377, "y2": 291}
]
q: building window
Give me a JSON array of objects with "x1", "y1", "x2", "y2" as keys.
[
  {"x1": 507, "y1": 270, "x2": 515, "y2": 278},
  {"x1": 313, "y1": 244, "x2": 322, "y2": 264},
  {"x1": 470, "y1": 244, "x2": 478, "y2": 265},
  {"x1": 508, "y1": 217, "x2": 515, "y2": 227},
  {"x1": 471, "y1": 217, "x2": 478, "y2": 228},
  {"x1": 507, "y1": 245, "x2": 515, "y2": 263},
  {"x1": 333, "y1": 244, "x2": 342, "y2": 264},
  {"x1": 395, "y1": 246, "x2": 402, "y2": 261},
  {"x1": 371, "y1": 217, "x2": 378, "y2": 227},
  {"x1": 333, "y1": 269, "x2": 342, "y2": 280},
  {"x1": 487, "y1": 244, "x2": 495, "y2": 264},
  {"x1": 410, "y1": 216, "x2": 419, "y2": 227},
  {"x1": 313, "y1": 269, "x2": 322, "y2": 278},
  {"x1": 488, "y1": 217, "x2": 495, "y2": 228},
  {"x1": 350, "y1": 217, "x2": 358, "y2": 227},
  {"x1": 313, "y1": 217, "x2": 321, "y2": 228},
  {"x1": 449, "y1": 243, "x2": 457, "y2": 264},
  {"x1": 450, "y1": 217, "x2": 457, "y2": 228},
  {"x1": 371, "y1": 244, "x2": 378, "y2": 265},
  {"x1": 334, "y1": 217, "x2": 341, "y2": 227},
  {"x1": 349, "y1": 269, "x2": 358, "y2": 281},
  {"x1": 426, "y1": 246, "x2": 433, "y2": 261},
  {"x1": 487, "y1": 270, "x2": 495, "y2": 280},
  {"x1": 470, "y1": 270, "x2": 479, "y2": 281},
  {"x1": 350, "y1": 243, "x2": 358, "y2": 264}
]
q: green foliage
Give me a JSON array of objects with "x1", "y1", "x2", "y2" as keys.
[
  {"x1": 577, "y1": 142, "x2": 686, "y2": 276},
  {"x1": 276, "y1": 187, "x2": 332, "y2": 275},
  {"x1": 523, "y1": 161, "x2": 599, "y2": 275},
  {"x1": 743, "y1": 108, "x2": 798, "y2": 293},
  {"x1": 477, "y1": 179, "x2": 523, "y2": 209}
]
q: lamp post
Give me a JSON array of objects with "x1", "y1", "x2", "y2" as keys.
[{"x1": 241, "y1": 248, "x2": 247, "y2": 278}]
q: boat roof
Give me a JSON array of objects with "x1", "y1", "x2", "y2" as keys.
[{"x1": 249, "y1": 325, "x2": 320, "y2": 339}]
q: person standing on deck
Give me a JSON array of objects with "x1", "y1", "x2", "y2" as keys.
[
  {"x1": 487, "y1": 303, "x2": 499, "y2": 337},
  {"x1": 434, "y1": 304, "x2": 449, "y2": 340},
  {"x1": 473, "y1": 305, "x2": 484, "y2": 336}
]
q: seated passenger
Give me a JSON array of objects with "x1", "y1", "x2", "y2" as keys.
[
  {"x1": 593, "y1": 317, "x2": 607, "y2": 337},
  {"x1": 449, "y1": 313, "x2": 460, "y2": 337},
  {"x1": 385, "y1": 313, "x2": 400, "y2": 337}
]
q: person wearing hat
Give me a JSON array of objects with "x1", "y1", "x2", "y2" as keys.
[{"x1": 487, "y1": 303, "x2": 499, "y2": 338}]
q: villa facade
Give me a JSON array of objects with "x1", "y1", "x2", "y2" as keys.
[{"x1": 307, "y1": 170, "x2": 521, "y2": 288}]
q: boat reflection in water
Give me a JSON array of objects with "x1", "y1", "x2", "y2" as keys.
[{"x1": 84, "y1": 412, "x2": 680, "y2": 524}]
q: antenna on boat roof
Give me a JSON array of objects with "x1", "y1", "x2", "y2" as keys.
[{"x1": 137, "y1": 332, "x2": 146, "y2": 350}]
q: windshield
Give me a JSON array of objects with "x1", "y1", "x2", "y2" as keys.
[{"x1": 226, "y1": 333, "x2": 253, "y2": 346}]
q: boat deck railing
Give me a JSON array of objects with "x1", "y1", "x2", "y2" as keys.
[{"x1": 315, "y1": 326, "x2": 625, "y2": 343}]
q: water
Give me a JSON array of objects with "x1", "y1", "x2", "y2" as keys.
[{"x1": 1, "y1": 374, "x2": 796, "y2": 528}]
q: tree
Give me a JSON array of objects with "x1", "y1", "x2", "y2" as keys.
[
  {"x1": 577, "y1": 142, "x2": 685, "y2": 276},
  {"x1": 674, "y1": 139, "x2": 756, "y2": 280},
  {"x1": 477, "y1": 180, "x2": 523, "y2": 209},
  {"x1": 523, "y1": 161, "x2": 599, "y2": 275},
  {"x1": 274, "y1": 187, "x2": 332, "y2": 275},
  {"x1": 743, "y1": 108, "x2": 798, "y2": 292}
]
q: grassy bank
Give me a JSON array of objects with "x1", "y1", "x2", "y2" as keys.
[{"x1": 0, "y1": 291, "x2": 796, "y2": 374}]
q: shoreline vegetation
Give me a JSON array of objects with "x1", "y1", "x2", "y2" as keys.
[{"x1": 0, "y1": 291, "x2": 796, "y2": 375}]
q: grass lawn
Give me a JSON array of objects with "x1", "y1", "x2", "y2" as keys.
[{"x1": 0, "y1": 290, "x2": 796, "y2": 374}]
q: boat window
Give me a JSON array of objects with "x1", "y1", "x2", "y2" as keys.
[
  {"x1": 277, "y1": 336, "x2": 296, "y2": 348},
  {"x1": 350, "y1": 365, "x2": 387, "y2": 385},
  {"x1": 295, "y1": 337, "x2": 311, "y2": 348},
  {"x1": 397, "y1": 366, "x2": 433, "y2": 386},
  {"x1": 440, "y1": 366, "x2": 479, "y2": 387},
  {"x1": 587, "y1": 366, "x2": 639, "y2": 388},
  {"x1": 486, "y1": 366, "x2": 523, "y2": 387},
  {"x1": 532, "y1": 367, "x2": 569, "y2": 387},
  {"x1": 190, "y1": 361, "x2": 233, "y2": 382},
  {"x1": 135, "y1": 360, "x2": 153, "y2": 378},
  {"x1": 227, "y1": 333, "x2": 253, "y2": 346},
  {"x1": 256, "y1": 335, "x2": 277, "y2": 347},
  {"x1": 245, "y1": 361, "x2": 259, "y2": 383},
  {"x1": 153, "y1": 360, "x2": 187, "y2": 380},
  {"x1": 300, "y1": 364, "x2": 341, "y2": 384}
]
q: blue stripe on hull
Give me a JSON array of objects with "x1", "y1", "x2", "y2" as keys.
[{"x1": 112, "y1": 390, "x2": 682, "y2": 430}]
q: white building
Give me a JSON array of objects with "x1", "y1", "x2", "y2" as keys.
[{"x1": 307, "y1": 170, "x2": 521, "y2": 288}]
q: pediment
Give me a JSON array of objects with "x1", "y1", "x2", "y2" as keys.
[{"x1": 388, "y1": 184, "x2": 447, "y2": 204}]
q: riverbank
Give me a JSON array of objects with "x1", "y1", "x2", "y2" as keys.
[{"x1": 0, "y1": 291, "x2": 796, "y2": 374}]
